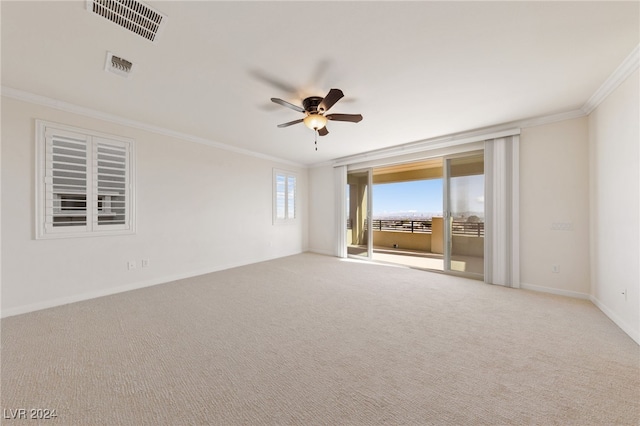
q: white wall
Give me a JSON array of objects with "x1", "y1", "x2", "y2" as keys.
[
  {"x1": 1, "y1": 97, "x2": 309, "y2": 316},
  {"x1": 308, "y1": 165, "x2": 336, "y2": 256},
  {"x1": 519, "y1": 117, "x2": 591, "y2": 298},
  {"x1": 588, "y1": 70, "x2": 639, "y2": 343}
]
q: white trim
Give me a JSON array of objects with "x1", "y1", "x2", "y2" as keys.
[
  {"x1": 333, "y1": 127, "x2": 521, "y2": 167},
  {"x1": 320, "y1": 109, "x2": 585, "y2": 169},
  {"x1": 582, "y1": 44, "x2": 640, "y2": 115},
  {"x1": 317, "y1": 109, "x2": 585, "y2": 170},
  {"x1": 2, "y1": 86, "x2": 305, "y2": 169},
  {"x1": 344, "y1": 141, "x2": 487, "y2": 172},
  {"x1": 590, "y1": 295, "x2": 640, "y2": 345},
  {"x1": 307, "y1": 248, "x2": 334, "y2": 256},
  {"x1": 515, "y1": 109, "x2": 586, "y2": 129},
  {"x1": 520, "y1": 282, "x2": 591, "y2": 300}
]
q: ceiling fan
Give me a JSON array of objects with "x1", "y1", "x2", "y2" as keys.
[{"x1": 271, "y1": 88, "x2": 363, "y2": 150}]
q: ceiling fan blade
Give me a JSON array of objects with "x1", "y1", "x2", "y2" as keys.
[
  {"x1": 271, "y1": 98, "x2": 305, "y2": 113},
  {"x1": 318, "y1": 126, "x2": 329, "y2": 137},
  {"x1": 277, "y1": 118, "x2": 304, "y2": 128},
  {"x1": 318, "y1": 88, "x2": 344, "y2": 113},
  {"x1": 326, "y1": 113, "x2": 363, "y2": 123},
  {"x1": 250, "y1": 69, "x2": 298, "y2": 95}
]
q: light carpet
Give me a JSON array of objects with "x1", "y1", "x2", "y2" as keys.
[{"x1": 1, "y1": 253, "x2": 638, "y2": 425}]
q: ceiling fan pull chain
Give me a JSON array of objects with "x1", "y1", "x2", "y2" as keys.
[{"x1": 315, "y1": 130, "x2": 318, "y2": 151}]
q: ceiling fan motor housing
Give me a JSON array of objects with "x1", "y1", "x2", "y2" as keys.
[{"x1": 303, "y1": 96, "x2": 324, "y2": 114}]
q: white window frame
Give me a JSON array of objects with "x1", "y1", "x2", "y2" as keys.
[
  {"x1": 35, "y1": 120, "x2": 136, "y2": 239},
  {"x1": 273, "y1": 169, "x2": 297, "y2": 225}
]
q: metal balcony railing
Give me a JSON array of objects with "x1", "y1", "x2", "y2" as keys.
[
  {"x1": 370, "y1": 219, "x2": 433, "y2": 233},
  {"x1": 347, "y1": 219, "x2": 484, "y2": 237},
  {"x1": 450, "y1": 221, "x2": 484, "y2": 237}
]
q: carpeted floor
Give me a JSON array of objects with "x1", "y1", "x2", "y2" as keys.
[{"x1": 1, "y1": 253, "x2": 638, "y2": 425}]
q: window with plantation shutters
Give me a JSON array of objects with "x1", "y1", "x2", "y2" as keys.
[
  {"x1": 36, "y1": 121, "x2": 135, "y2": 239},
  {"x1": 273, "y1": 169, "x2": 297, "y2": 224}
]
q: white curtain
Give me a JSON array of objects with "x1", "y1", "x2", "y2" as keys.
[
  {"x1": 484, "y1": 136, "x2": 520, "y2": 287},
  {"x1": 334, "y1": 165, "x2": 347, "y2": 258}
]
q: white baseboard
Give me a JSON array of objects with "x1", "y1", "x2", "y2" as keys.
[
  {"x1": 520, "y1": 282, "x2": 591, "y2": 300},
  {"x1": 307, "y1": 248, "x2": 335, "y2": 256},
  {"x1": 514, "y1": 283, "x2": 638, "y2": 345},
  {"x1": 590, "y1": 295, "x2": 640, "y2": 345},
  {"x1": 0, "y1": 251, "x2": 303, "y2": 319}
]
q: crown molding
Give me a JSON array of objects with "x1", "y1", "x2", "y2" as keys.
[
  {"x1": 330, "y1": 127, "x2": 520, "y2": 168},
  {"x1": 9, "y1": 35, "x2": 634, "y2": 172},
  {"x1": 324, "y1": 108, "x2": 586, "y2": 168},
  {"x1": 315, "y1": 44, "x2": 640, "y2": 169},
  {"x1": 1, "y1": 86, "x2": 307, "y2": 169},
  {"x1": 581, "y1": 44, "x2": 640, "y2": 115}
]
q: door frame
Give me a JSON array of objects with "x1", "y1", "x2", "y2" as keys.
[
  {"x1": 443, "y1": 150, "x2": 485, "y2": 278},
  {"x1": 346, "y1": 167, "x2": 373, "y2": 260}
]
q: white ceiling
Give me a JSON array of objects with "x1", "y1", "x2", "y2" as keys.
[{"x1": 2, "y1": 1, "x2": 638, "y2": 166}]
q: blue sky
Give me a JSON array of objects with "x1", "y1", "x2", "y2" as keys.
[
  {"x1": 372, "y1": 176, "x2": 484, "y2": 218},
  {"x1": 373, "y1": 179, "x2": 443, "y2": 217}
]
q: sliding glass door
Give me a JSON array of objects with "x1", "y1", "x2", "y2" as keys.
[
  {"x1": 346, "y1": 169, "x2": 372, "y2": 259},
  {"x1": 444, "y1": 153, "x2": 485, "y2": 277},
  {"x1": 343, "y1": 152, "x2": 484, "y2": 278}
]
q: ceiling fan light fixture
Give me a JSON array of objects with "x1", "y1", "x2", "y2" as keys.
[{"x1": 303, "y1": 113, "x2": 327, "y2": 130}]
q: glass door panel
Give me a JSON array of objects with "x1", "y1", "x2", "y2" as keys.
[
  {"x1": 347, "y1": 169, "x2": 372, "y2": 258},
  {"x1": 444, "y1": 154, "x2": 485, "y2": 277}
]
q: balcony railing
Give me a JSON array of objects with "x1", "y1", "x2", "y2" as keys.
[
  {"x1": 371, "y1": 219, "x2": 433, "y2": 233},
  {"x1": 348, "y1": 219, "x2": 484, "y2": 237},
  {"x1": 451, "y1": 221, "x2": 484, "y2": 237}
]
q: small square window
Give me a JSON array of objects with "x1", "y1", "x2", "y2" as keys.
[
  {"x1": 35, "y1": 120, "x2": 136, "y2": 239},
  {"x1": 273, "y1": 169, "x2": 297, "y2": 224}
]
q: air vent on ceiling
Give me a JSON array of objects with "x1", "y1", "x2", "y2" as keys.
[
  {"x1": 87, "y1": 0, "x2": 166, "y2": 43},
  {"x1": 105, "y1": 51, "x2": 135, "y2": 78}
]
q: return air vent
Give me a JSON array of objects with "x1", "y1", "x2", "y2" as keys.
[
  {"x1": 105, "y1": 51, "x2": 135, "y2": 78},
  {"x1": 87, "y1": 0, "x2": 166, "y2": 43}
]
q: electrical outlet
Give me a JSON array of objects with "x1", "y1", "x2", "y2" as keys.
[
  {"x1": 552, "y1": 264, "x2": 560, "y2": 273},
  {"x1": 127, "y1": 260, "x2": 137, "y2": 270},
  {"x1": 551, "y1": 222, "x2": 573, "y2": 231},
  {"x1": 141, "y1": 259, "x2": 149, "y2": 268}
]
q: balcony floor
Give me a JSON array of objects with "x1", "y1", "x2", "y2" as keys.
[{"x1": 348, "y1": 245, "x2": 484, "y2": 277}]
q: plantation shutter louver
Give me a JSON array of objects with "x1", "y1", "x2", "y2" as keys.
[
  {"x1": 276, "y1": 173, "x2": 286, "y2": 220},
  {"x1": 45, "y1": 129, "x2": 90, "y2": 233},
  {"x1": 37, "y1": 121, "x2": 135, "y2": 239},
  {"x1": 287, "y1": 175, "x2": 296, "y2": 219},
  {"x1": 94, "y1": 139, "x2": 129, "y2": 230}
]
